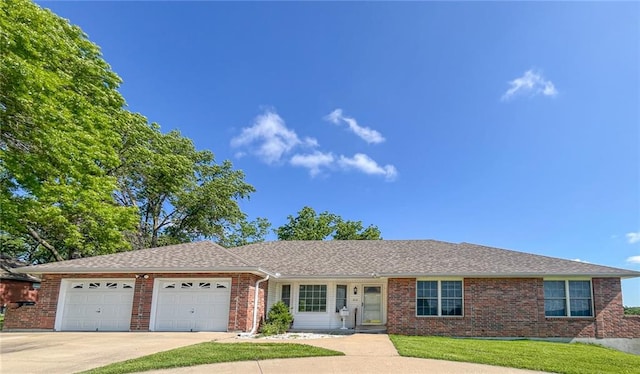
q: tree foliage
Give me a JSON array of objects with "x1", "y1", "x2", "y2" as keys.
[
  {"x1": 0, "y1": 0, "x2": 264, "y2": 261},
  {"x1": 624, "y1": 306, "x2": 640, "y2": 315},
  {"x1": 0, "y1": 0, "x2": 137, "y2": 261},
  {"x1": 276, "y1": 206, "x2": 381, "y2": 241},
  {"x1": 112, "y1": 113, "x2": 262, "y2": 249}
]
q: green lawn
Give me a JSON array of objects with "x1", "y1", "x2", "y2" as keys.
[
  {"x1": 390, "y1": 335, "x2": 640, "y2": 374},
  {"x1": 79, "y1": 342, "x2": 343, "y2": 374}
]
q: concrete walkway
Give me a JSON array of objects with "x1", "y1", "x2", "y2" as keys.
[{"x1": 147, "y1": 334, "x2": 547, "y2": 374}]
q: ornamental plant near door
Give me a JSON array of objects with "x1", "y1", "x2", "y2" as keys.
[{"x1": 261, "y1": 301, "x2": 294, "y2": 336}]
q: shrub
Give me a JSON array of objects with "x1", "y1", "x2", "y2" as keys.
[{"x1": 261, "y1": 301, "x2": 293, "y2": 336}]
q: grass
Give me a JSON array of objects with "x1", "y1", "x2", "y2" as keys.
[
  {"x1": 79, "y1": 342, "x2": 343, "y2": 374},
  {"x1": 390, "y1": 335, "x2": 640, "y2": 374}
]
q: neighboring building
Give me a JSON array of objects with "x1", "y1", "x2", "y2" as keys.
[
  {"x1": 0, "y1": 254, "x2": 40, "y2": 312},
  {"x1": 4, "y1": 240, "x2": 639, "y2": 341}
]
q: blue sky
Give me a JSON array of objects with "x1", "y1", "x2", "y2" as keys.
[{"x1": 38, "y1": 1, "x2": 639, "y2": 306}]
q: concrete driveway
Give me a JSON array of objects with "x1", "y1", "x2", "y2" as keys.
[
  {"x1": 1, "y1": 332, "x2": 546, "y2": 374},
  {"x1": 0, "y1": 331, "x2": 236, "y2": 373}
]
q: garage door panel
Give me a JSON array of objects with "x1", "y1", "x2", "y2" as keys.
[
  {"x1": 59, "y1": 279, "x2": 134, "y2": 331},
  {"x1": 153, "y1": 278, "x2": 230, "y2": 332}
]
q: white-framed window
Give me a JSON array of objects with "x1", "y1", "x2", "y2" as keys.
[
  {"x1": 416, "y1": 280, "x2": 463, "y2": 316},
  {"x1": 298, "y1": 285, "x2": 327, "y2": 312},
  {"x1": 544, "y1": 280, "x2": 593, "y2": 317},
  {"x1": 280, "y1": 284, "x2": 291, "y2": 308},
  {"x1": 335, "y1": 285, "x2": 347, "y2": 312}
]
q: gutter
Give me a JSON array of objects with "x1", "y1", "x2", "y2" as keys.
[{"x1": 246, "y1": 274, "x2": 269, "y2": 336}]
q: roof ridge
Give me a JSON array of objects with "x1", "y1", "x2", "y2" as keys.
[{"x1": 212, "y1": 241, "x2": 255, "y2": 267}]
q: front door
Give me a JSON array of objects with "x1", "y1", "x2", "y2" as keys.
[{"x1": 362, "y1": 285, "x2": 382, "y2": 324}]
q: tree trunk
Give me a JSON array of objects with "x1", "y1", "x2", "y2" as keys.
[{"x1": 26, "y1": 226, "x2": 64, "y2": 262}]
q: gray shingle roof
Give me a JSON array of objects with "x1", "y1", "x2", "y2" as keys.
[
  {"x1": 13, "y1": 240, "x2": 640, "y2": 279},
  {"x1": 233, "y1": 240, "x2": 640, "y2": 278},
  {"x1": 15, "y1": 241, "x2": 260, "y2": 274},
  {"x1": 0, "y1": 254, "x2": 40, "y2": 282}
]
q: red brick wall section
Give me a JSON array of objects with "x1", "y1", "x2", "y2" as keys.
[
  {"x1": 3, "y1": 274, "x2": 61, "y2": 330},
  {"x1": 3, "y1": 272, "x2": 265, "y2": 332},
  {"x1": 387, "y1": 277, "x2": 639, "y2": 338},
  {"x1": 0, "y1": 279, "x2": 38, "y2": 306}
]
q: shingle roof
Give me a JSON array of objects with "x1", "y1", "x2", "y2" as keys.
[
  {"x1": 14, "y1": 241, "x2": 260, "y2": 274},
  {"x1": 13, "y1": 239, "x2": 640, "y2": 279},
  {"x1": 0, "y1": 254, "x2": 40, "y2": 282},
  {"x1": 232, "y1": 240, "x2": 640, "y2": 278}
]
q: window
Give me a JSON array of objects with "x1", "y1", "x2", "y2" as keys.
[
  {"x1": 416, "y1": 280, "x2": 463, "y2": 316},
  {"x1": 298, "y1": 285, "x2": 327, "y2": 312},
  {"x1": 281, "y1": 285, "x2": 291, "y2": 308},
  {"x1": 336, "y1": 285, "x2": 347, "y2": 312},
  {"x1": 544, "y1": 280, "x2": 592, "y2": 317}
]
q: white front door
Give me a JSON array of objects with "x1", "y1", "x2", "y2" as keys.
[
  {"x1": 362, "y1": 285, "x2": 382, "y2": 324},
  {"x1": 58, "y1": 279, "x2": 135, "y2": 331},
  {"x1": 152, "y1": 279, "x2": 231, "y2": 331}
]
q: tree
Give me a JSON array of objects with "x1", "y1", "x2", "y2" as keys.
[
  {"x1": 112, "y1": 113, "x2": 262, "y2": 249},
  {"x1": 218, "y1": 217, "x2": 271, "y2": 248},
  {"x1": 276, "y1": 206, "x2": 382, "y2": 241},
  {"x1": 0, "y1": 0, "x2": 138, "y2": 261}
]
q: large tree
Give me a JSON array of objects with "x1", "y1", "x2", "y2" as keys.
[
  {"x1": 112, "y1": 113, "x2": 262, "y2": 249},
  {"x1": 0, "y1": 0, "x2": 137, "y2": 261},
  {"x1": 276, "y1": 206, "x2": 381, "y2": 241}
]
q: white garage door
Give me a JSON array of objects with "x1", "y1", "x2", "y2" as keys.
[
  {"x1": 153, "y1": 279, "x2": 231, "y2": 332},
  {"x1": 58, "y1": 279, "x2": 135, "y2": 331}
]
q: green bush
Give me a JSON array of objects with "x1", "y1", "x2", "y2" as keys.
[{"x1": 260, "y1": 301, "x2": 293, "y2": 336}]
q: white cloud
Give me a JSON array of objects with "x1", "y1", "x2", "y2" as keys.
[
  {"x1": 571, "y1": 258, "x2": 590, "y2": 263},
  {"x1": 626, "y1": 232, "x2": 640, "y2": 244},
  {"x1": 290, "y1": 151, "x2": 335, "y2": 177},
  {"x1": 501, "y1": 69, "x2": 558, "y2": 101},
  {"x1": 338, "y1": 153, "x2": 398, "y2": 181},
  {"x1": 230, "y1": 110, "x2": 316, "y2": 164},
  {"x1": 627, "y1": 256, "x2": 640, "y2": 264},
  {"x1": 324, "y1": 109, "x2": 385, "y2": 144}
]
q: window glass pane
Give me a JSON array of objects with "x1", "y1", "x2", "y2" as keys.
[
  {"x1": 417, "y1": 281, "x2": 437, "y2": 298},
  {"x1": 544, "y1": 281, "x2": 566, "y2": 298},
  {"x1": 298, "y1": 285, "x2": 327, "y2": 312},
  {"x1": 441, "y1": 281, "x2": 462, "y2": 298},
  {"x1": 336, "y1": 285, "x2": 347, "y2": 312},
  {"x1": 417, "y1": 298, "x2": 438, "y2": 316},
  {"x1": 441, "y1": 299, "x2": 462, "y2": 316},
  {"x1": 569, "y1": 281, "x2": 591, "y2": 298},
  {"x1": 545, "y1": 299, "x2": 567, "y2": 316},
  {"x1": 570, "y1": 299, "x2": 592, "y2": 316},
  {"x1": 281, "y1": 285, "x2": 291, "y2": 307}
]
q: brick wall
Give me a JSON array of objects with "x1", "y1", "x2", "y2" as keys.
[
  {"x1": 387, "y1": 277, "x2": 638, "y2": 338},
  {"x1": 3, "y1": 274, "x2": 60, "y2": 330},
  {"x1": 3, "y1": 272, "x2": 267, "y2": 332},
  {"x1": 1, "y1": 279, "x2": 38, "y2": 307}
]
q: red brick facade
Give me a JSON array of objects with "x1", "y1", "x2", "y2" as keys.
[
  {"x1": 387, "y1": 277, "x2": 640, "y2": 338},
  {"x1": 3, "y1": 272, "x2": 268, "y2": 332},
  {"x1": 5, "y1": 274, "x2": 638, "y2": 338},
  {"x1": 0, "y1": 279, "x2": 38, "y2": 307}
]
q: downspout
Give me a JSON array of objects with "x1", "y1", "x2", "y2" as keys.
[{"x1": 249, "y1": 274, "x2": 269, "y2": 335}]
